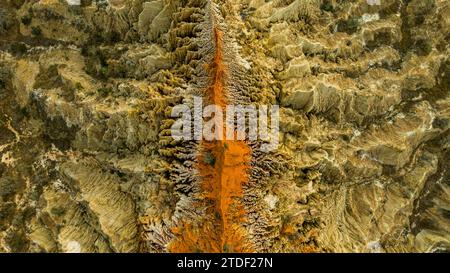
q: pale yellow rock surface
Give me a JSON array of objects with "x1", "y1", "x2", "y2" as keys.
[{"x1": 0, "y1": 0, "x2": 448, "y2": 253}]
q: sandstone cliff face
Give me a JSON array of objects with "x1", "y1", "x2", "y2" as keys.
[{"x1": 0, "y1": 0, "x2": 448, "y2": 253}]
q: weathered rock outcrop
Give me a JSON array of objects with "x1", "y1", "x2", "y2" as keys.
[{"x1": 0, "y1": 0, "x2": 448, "y2": 253}]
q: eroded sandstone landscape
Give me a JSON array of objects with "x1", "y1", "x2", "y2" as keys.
[{"x1": 0, "y1": 0, "x2": 449, "y2": 253}]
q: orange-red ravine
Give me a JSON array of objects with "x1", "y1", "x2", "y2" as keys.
[{"x1": 168, "y1": 27, "x2": 253, "y2": 253}]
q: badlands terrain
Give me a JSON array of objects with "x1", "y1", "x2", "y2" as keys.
[{"x1": 0, "y1": 0, "x2": 449, "y2": 252}]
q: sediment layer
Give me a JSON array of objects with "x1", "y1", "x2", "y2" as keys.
[{"x1": 0, "y1": 0, "x2": 448, "y2": 253}]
